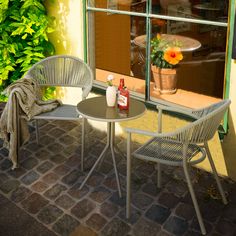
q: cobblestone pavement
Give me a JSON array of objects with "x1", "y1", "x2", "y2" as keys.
[{"x1": 1, "y1": 115, "x2": 236, "y2": 235}]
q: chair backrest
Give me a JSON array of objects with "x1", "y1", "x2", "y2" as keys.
[
  {"x1": 25, "y1": 55, "x2": 93, "y2": 99},
  {"x1": 176, "y1": 99, "x2": 231, "y2": 144}
]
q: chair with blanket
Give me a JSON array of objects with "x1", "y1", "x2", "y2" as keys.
[
  {"x1": 126, "y1": 99, "x2": 231, "y2": 235},
  {"x1": 21, "y1": 55, "x2": 93, "y2": 170}
]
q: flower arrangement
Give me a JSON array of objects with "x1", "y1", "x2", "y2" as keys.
[
  {"x1": 151, "y1": 34, "x2": 183, "y2": 69},
  {"x1": 107, "y1": 74, "x2": 114, "y2": 86}
]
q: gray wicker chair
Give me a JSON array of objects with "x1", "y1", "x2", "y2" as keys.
[
  {"x1": 126, "y1": 99, "x2": 231, "y2": 235},
  {"x1": 23, "y1": 55, "x2": 93, "y2": 171}
]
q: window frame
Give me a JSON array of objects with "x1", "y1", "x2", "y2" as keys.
[{"x1": 83, "y1": 0, "x2": 234, "y2": 133}]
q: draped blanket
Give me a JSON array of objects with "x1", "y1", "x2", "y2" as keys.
[{"x1": 0, "y1": 77, "x2": 61, "y2": 169}]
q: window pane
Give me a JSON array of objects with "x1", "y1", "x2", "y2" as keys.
[
  {"x1": 91, "y1": 11, "x2": 146, "y2": 96},
  {"x1": 88, "y1": 0, "x2": 146, "y2": 13},
  {"x1": 148, "y1": 18, "x2": 227, "y2": 106},
  {"x1": 151, "y1": 0, "x2": 228, "y2": 22}
]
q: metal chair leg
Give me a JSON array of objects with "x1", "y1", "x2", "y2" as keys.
[
  {"x1": 110, "y1": 122, "x2": 122, "y2": 197},
  {"x1": 157, "y1": 163, "x2": 162, "y2": 188},
  {"x1": 35, "y1": 120, "x2": 39, "y2": 144},
  {"x1": 126, "y1": 132, "x2": 132, "y2": 218},
  {"x1": 183, "y1": 161, "x2": 206, "y2": 235},
  {"x1": 81, "y1": 117, "x2": 85, "y2": 172},
  {"x1": 205, "y1": 142, "x2": 227, "y2": 204}
]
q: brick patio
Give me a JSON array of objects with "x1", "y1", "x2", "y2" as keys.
[{"x1": 0, "y1": 109, "x2": 236, "y2": 235}]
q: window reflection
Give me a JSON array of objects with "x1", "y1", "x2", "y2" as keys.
[{"x1": 152, "y1": 0, "x2": 228, "y2": 22}]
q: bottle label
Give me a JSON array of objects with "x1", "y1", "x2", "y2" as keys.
[{"x1": 118, "y1": 95, "x2": 127, "y2": 106}]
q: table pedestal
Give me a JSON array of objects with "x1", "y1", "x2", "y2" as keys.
[{"x1": 79, "y1": 122, "x2": 122, "y2": 197}]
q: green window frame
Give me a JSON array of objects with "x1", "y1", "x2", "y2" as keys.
[{"x1": 83, "y1": 0, "x2": 235, "y2": 134}]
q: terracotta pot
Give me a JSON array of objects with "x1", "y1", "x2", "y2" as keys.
[{"x1": 151, "y1": 65, "x2": 177, "y2": 94}]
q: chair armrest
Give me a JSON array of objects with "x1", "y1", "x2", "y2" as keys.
[
  {"x1": 125, "y1": 128, "x2": 158, "y2": 137},
  {"x1": 156, "y1": 104, "x2": 198, "y2": 119}
]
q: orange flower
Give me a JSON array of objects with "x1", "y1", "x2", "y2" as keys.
[
  {"x1": 163, "y1": 47, "x2": 183, "y2": 65},
  {"x1": 156, "y1": 33, "x2": 161, "y2": 40}
]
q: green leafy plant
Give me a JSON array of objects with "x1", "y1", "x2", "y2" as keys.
[
  {"x1": 0, "y1": 0, "x2": 55, "y2": 101},
  {"x1": 151, "y1": 34, "x2": 183, "y2": 69}
]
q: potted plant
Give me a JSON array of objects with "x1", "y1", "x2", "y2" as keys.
[{"x1": 151, "y1": 34, "x2": 183, "y2": 94}]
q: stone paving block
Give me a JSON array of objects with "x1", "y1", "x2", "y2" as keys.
[
  {"x1": 52, "y1": 214, "x2": 80, "y2": 236},
  {"x1": 190, "y1": 217, "x2": 213, "y2": 234},
  {"x1": 47, "y1": 143, "x2": 64, "y2": 154},
  {"x1": 42, "y1": 172, "x2": 59, "y2": 185},
  {"x1": 21, "y1": 158, "x2": 38, "y2": 170},
  {"x1": 71, "y1": 199, "x2": 96, "y2": 219},
  {"x1": 36, "y1": 161, "x2": 54, "y2": 174},
  {"x1": 103, "y1": 174, "x2": 119, "y2": 190},
  {"x1": 136, "y1": 162, "x2": 155, "y2": 177},
  {"x1": 37, "y1": 204, "x2": 63, "y2": 224},
  {"x1": 100, "y1": 218, "x2": 131, "y2": 236},
  {"x1": 61, "y1": 169, "x2": 83, "y2": 186},
  {"x1": 68, "y1": 183, "x2": 89, "y2": 200},
  {"x1": 89, "y1": 186, "x2": 111, "y2": 203},
  {"x1": 145, "y1": 204, "x2": 171, "y2": 224},
  {"x1": 109, "y1": 191, "x2": 126, "y2": 207},
  {"x1": 100, "y1": 202, "x2": 119, "y2": 218},
  {"x1": 222, "y1": 204, "x2": 236, "y2": 222},
  {"x1": 44, "y1": 184, "x2": 67, "y2": 200},
  {"x1": 165, "y1": 180, "x2": 188, "y2": 197},
  {"x1": 175, "y1": 202, "x2": 195, "y2": 221},
  {"x1": 0, "y1": 179, "x2": 20, "y2": 193},
  {"x1": 50, "y1": 153, "x2": 66, "y2": 164},
  {"x1": 53, "y1": 164, "x2": 71, "y2": 176},
  {"x1": 132, "y1": 193, "x2": 153, "y2": 210},
  {"x1": 26, "y1": 142, "x2": 43, "y2": 152},
  {"x1": 35, "y1": 148, "x2": 52, "y2": 160},
  {"x1": 59, "y1": 135, "x2": 77, "y2": 145},
  {"x1": 21, "y1": 170, "x2": 40, "y2": 185},
  {"x1": 132, "y1": 218, "x2": 161, "y2": 236},
  {"x1": 70, "y1": 224, "x2": 97, "y2": 236},
  {"x1": 21, "y1": 193, "x2": 49, "y2": 214},
  {"x1": 163, "y1": 216, "x2": 188, "y2": 236},
  {"x1": 215, "y1": 218, "x2": 236, "y2": 236},
  {"x1": 98, "y1": 161, "x2": 113, "y2": 175},
  {"x1": 10, "y1": 186, "x2": 32, "y2": 203},
  {"x1": 118, "y1": 207, "x2": 141, "y2": 225},
  {"x1": 64, "y1": 154, "x2": 81, "y2": 167},
  {"x1": 0, "y1": 159, "x2": 12, "y2": 171},
  {"x1": 158, "y1": 192, "x2": 180, "y2": 209},
  {"x1": 0, "y1": 172, "x2": 9, "y2": 184},
  {"x1": 48, "y1": 128, "x2": 65, "y2": 138},
  {"x1": 142, "y1": 182, "x2": 161, "y2": 197},
  {"x1": 0, "y1": 148, "x2": 9, "y2": 158},
  {"x1": 7, "y1": 167, "x2": 26, "y2": 178},
  {"x1": 55, "y1": 194, "x2": 75, "y2": 209},
  {"x1": 86, "y1": 172, "x2": 105, "y2": 188},
  {"x1": 31, "y1": 181, "x2": 49, "y2": 192},
  {"x1": 86, "y1": 213, "x2": 107, "y2": 231},
  {"x1": 38, "y1": 135, "x2": 55, "y2": 146},
  {"x1": 200, "y1": 200, "x2": 224, "y2": 223}
]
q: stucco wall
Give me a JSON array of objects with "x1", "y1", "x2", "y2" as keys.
[{"x1": 221, "y1": 61, "x2": 236, "y2": 180}]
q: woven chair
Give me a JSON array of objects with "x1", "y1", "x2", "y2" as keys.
[
  {"x1": 23, "y1": 55, "x2": 93, "y2": 171},
  {"x1": 126, "y1": 99, "x2": 231, "y2": 235}
]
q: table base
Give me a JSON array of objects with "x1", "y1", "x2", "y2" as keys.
[{"x1": 79, "y1": 122, "x2": 122, "y2": 197}]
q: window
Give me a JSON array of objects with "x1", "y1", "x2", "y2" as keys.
[{"x1": 86, "y1": 0, "x2": 229, "y2": 109}]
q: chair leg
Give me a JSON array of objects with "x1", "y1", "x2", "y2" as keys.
[
  {"x1": 205, "y1": 142, "x2": 227, "y2": 204},
  {"x1": 183, "y1": 162, "x2": 206, "y2": 235},
  {"x1": 81, "y1": 117, "x2": 85, "y2": 172},
  {"x1": 126, "y1": 132, "x2": 132, "y2": 219},
  {"x1": 157, "y1": 163, "x2": 162, "y2": 188},
  {"x1": 35, "y1": 120, "x2": 39, "y2": 144}
]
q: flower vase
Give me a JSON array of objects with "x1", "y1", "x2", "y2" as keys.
[
  {"x1": 106, "y1": 86, "x2": 116, "y2": 107},
  {"x1": 151, "y1": 65, "x2": 177, "y2": 94}
]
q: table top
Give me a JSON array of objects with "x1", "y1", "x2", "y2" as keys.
[
  {"x1": 77, "y1": 96, "x2": 146, "y2": 122},
  {"x1": 134, "y1": 34, "x2": 201, "y2": 52}
]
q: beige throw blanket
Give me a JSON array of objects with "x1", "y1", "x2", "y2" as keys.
[{"x1": 0, "y1": 77, "x2": 61, "y2": 169}]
